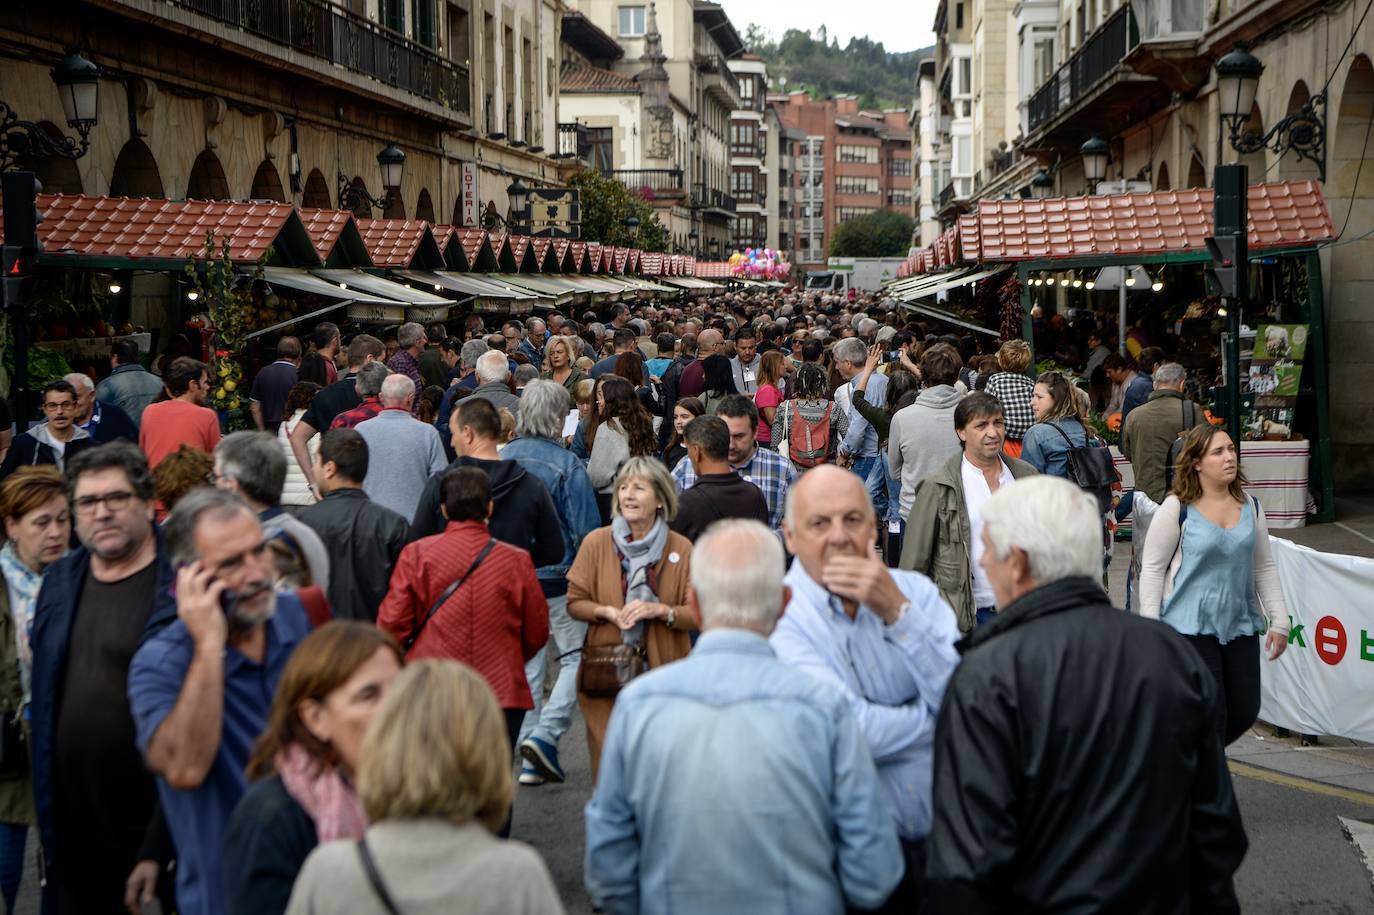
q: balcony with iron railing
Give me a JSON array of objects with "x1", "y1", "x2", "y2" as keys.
[
  {"x1": 603, "y1": 168, "x2": 685, "y2": 197},
  {"x1": 164, "y1": 0, "x2": 471, "y2": 118},
  {"x1": 556, "y1": 122, "x2": 588, "y2": 160},
  {"x1": 695, "y1": 52, "x2": 741, "y2": 108},
  {"x1": 1026, "y1": 4, "x2": 1161, "y2": 141},
  {"x1": 692, "y1": 183, "x2": 737, "y2": 216},
  {"x1": 730, "y1": 142, "x2": 765, "y2": 159}
]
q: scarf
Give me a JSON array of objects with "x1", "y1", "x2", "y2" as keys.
[
  {"x1": 611, "y1": 514, "x2": 668, "y2": 646},
  {"x1": 0, "y1": 542, "x2": 43, "y2": 702},
  {"x1": 276, "y1": 743, "x2": 368, "y2": 842}
]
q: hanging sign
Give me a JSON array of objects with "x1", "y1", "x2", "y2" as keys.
[
  {"x1": 528, "y1": 188, "x2": 581, "y2": 238},
  {"x1": 460, "y1": 162, "x2": 480, "y2": 227}
]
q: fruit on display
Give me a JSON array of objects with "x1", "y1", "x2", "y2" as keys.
[{"x1": 212, "y1": 356, "x2": 246, "y2": 415}]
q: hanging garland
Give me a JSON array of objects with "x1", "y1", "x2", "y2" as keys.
[{"x1": 998, "y1": 273, "x2": 1023, "y2": 342}]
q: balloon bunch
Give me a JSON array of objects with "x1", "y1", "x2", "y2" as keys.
[{"x1": 728, "y1": 247, "x2": 791, "y2": 280}]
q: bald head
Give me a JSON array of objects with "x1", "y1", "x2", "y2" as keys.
[
  {"x1": 379, "y1": 373, "x2": 416, "y2": 408},
  {"x1": 697, "y1": 329, "x2": 725, "y2": 356},
  {"x1": 782, "y1": 465, "x2": 878, "y2": 584}
]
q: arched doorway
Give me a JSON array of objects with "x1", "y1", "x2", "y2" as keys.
[
  {"x1": 249, "y1": 160, "x2": 286, "y2": 202},
  {"x1": 1237, "y1": 104, "x2": 1266, "y2": 176},
  {"x1": 346, "y1": 176, "x2": 373, "y2": 219},
  {"x1": 14, "y1": 122, "x2": 84, "y2": 194},
  {"x1": 1155, "y1": 161, "x2": 1171, "y2": 191},
  {"x1": 415, "y1": 188, "x2": 436, "y2": 223},
  {"x1": 302, "y1": 169, "x2": 331, "y2": 208},
  {"x1": 452, "y1": 195, "x2": 464, "y2": 225},
  {"x1": 382, "y1": 188, "x2": 406, "y2": 219},
  {"x1": 109, "y1": 138, "x2": 164, "y2": 198},
  {"x1": 1185, "y1": 155, "x2": 1206, "y2": 189},
  {"x1": 187, "y1": 150, "x2": 230, "y2": 200},
  {"x1": 1278, "y1": 81, "x2": 1322, "y2": 182}
]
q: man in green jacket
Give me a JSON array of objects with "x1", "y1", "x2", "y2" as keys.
[
  {"x1": 1119, "y1": 362, "x2": 1210, "y2": 502},
  {"x1": 900, "y1": 392, "x2": 1036, "y2": 633}
]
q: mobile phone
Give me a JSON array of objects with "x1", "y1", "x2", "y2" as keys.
[
  {"x1": 882, "y1": 351, "x2": 902, "y2": 364},
  {"x1": 174, "y1": 562, "x2": 240, "y2": 616}
]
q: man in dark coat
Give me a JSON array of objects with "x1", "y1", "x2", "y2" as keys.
[
  {"x1": 670, "y1": 415, "x2": 769, "y2": 542},
  {"x1": 924, "y1": 475, "x2": 1246, "y2": 914}
]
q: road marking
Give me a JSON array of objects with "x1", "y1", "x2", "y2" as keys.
[
  {"x1": 1337, "y1": 817, "x2": 1374, "y2": 888},
  {"x1": 1229, "y1": 760, "x2": 1374, "y2": 808},
  {"x1": 1334, "y1": 521, "x2": 1374, "y2": 546}
]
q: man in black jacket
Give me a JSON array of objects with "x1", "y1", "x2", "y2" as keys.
[
  {"x1": 670, "y1": 416, "x2": 769, "y2": 542},
  {"x1": 925, "y1": 475, "x2": 1246, "y2": 914},
  {"x1": 295, "y1": 429, "x2": 409, "y2": 621},
  {"x1": 656, "y1": 332, "x2": 697, "y2": 448},
  {"x1": 0, "y1": 380, "x2": 94, "y2": 480},
  {"x1": 410, "y1": 397, "x2": 564, "y2": 567}
]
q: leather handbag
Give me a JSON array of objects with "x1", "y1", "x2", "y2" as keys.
[{"x1": 577, "y1": 642, "x2": 648, "y2": 698}]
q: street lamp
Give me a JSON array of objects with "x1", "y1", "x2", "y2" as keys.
[
  {"x1": 688, "y1": 227, "x2": 700, "y2": 256},
  {"x1": 0, "y1": 49, "x2": 102, "y2": 168},
  {"x1": 1029, "y1": 169, "x2": 1055, "y2": 200},
  {"x1": 624, "y1": 214, "x2": 640, "y2": 246},
  {"x1": 1216, "y1": 42, "x2": 1326, "y2": 180},
  {"x1": 1080, "y1": 135, "x2": 1109, "y2": 191},
  {"x1": 337, "y1": 143, "x2": 406, "y2": 215}
]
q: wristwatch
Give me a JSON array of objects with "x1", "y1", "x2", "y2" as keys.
[{"x1": 665, "y1": 605, "x2": 677, "y2": 628}]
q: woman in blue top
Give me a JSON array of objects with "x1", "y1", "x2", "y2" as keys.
[
  {"x1": 1139, "y1": 424, "x2": 1289, "y2": 745},
  {"x1": 1020, "y1": 371, "x2": 1090, "y2": 478}
]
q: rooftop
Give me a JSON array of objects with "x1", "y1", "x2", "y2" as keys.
[{"x1": 560, "y1": 62, "x2": 642, "y2": 93}]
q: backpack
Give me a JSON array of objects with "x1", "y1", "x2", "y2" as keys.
[
  {"x1": 1163, "y1": 400, "x2": 1198, "y2": 492},
  {"x1": 788, "y1": 401, "x2": 833, "y2": 468},
  {"x1": 1049, "y1": 420, "x2": 1118, "y2": 513}
]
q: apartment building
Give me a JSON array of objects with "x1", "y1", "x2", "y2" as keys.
[
  {"x1": 773, "y1": 93, "x2": 913, "y2": 270},
  {"x1": 7, "y1": 0, "x2": 560, "y2": 228},
  {"x1": 766, "y1": 114, "x2": 804, "y2": 259},
  {"x1": 911, "y1": 57, "x2": 944, "y2": 245},
  {"x1": 728, "y1": 55, "x2": 768, "y2": 253}
]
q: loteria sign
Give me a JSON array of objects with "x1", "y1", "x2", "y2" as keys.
[{"x1": 460, "y1": 162, "x2": 479, "y2": 227}]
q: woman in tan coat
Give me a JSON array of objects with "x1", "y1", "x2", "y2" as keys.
[{"x1": 567, "y1": 456, "x2": 693, "y2": 779}]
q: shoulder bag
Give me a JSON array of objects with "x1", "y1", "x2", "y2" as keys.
[
  {"x1": 357, "y1": 836, "x2": 404, "y2": 915},
  {"x1": 403, "y1": 538, "x2": 496, "y2": 653},
  {"x1": 1049, "y1": 420, "x2": 1118, "y2": 513},
  {"x1": 578, "y1": 641, "x2": 648, "y2": 698}
]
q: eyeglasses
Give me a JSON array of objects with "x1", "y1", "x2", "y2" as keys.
[
  {"x1": 43, "y1": 401, "x2": 76, "y2": 412},
  {"x1": 73, "y1": 490, "x2": 137, "y2": 515}
]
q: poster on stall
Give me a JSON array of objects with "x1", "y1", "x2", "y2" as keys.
[{"x1": 1245, "y1": 324, "x2": 1307, "y2": 439}]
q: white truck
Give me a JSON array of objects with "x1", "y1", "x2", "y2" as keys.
[{"x1": 804, "y1": 257, "x2": 907, "y2": 295}]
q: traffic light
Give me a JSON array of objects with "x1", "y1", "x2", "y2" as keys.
[
  {"x1": 1205, "y1": 234, "x2": 1242, "y2": 299},
  {"x1": 1, "y1": 171, "x2": 41, "y2": 311}
]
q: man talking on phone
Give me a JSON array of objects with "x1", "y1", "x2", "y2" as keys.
[{"x1": 129, "y1": 488, "x2": 311, "y2": 915}]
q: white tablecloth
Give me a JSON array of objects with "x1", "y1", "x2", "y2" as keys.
[{"x1": 1110, "y1": 439, "x2": 1310, "y2": 529}]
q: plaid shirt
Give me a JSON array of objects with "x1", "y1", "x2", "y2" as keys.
[
  {"x1": 387, "y1": 350, "x2": 424, "y2": 414},
  {"x1": 671, "y1": 445, "x2": 796, "y2": 530},
  {"x1": 985, "y1": 372, "x2": 1037, "y2": 441},
  {"x1": 329, "y1": 397, "x2": 385, "y2": 430}
]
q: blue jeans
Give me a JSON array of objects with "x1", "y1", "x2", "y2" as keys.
[
  {"x1": 0, "y1": 821, "x2": 25, "y2": 913},
  {"x1": 517, "y1": 594, "x2": 587, "y2": 748},
  {"x1": 975, "y1": 607, "x2": 998, "y2": 627},
  {"x1": 850, "y1": 455, "x2": 889, "y2": 520}
]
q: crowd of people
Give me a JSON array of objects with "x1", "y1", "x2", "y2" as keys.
[{"x1": 0, "y1": 288, "x2": 1292, "y2": 914}]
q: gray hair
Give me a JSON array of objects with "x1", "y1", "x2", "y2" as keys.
[
  {"x1": 164, "y1": 486, "x2": 255, "y2": 568},
  {"x1": 874, "y1": 325, "x2": 897, "y2": 344},
  {"x1": 856, "y1": 318, "x2": 879, "y2": 337},
  {"x1": 396, "y1": 322, "x2": 424, "y2": 349},
  {"x1": 1153, "y1": 362, "x2": 1186, "y2": 388},
  {"x1": 356, "y1": 361, "x2": 390, "y2": 398},
  {"x1": 525, "y1": 317, "x2": 546, "y2": 335},
  {"x1": 513, "y1": 364, "x2": 539, "y2": 385},
  {"x1": 379, "y1": 373, "x2": 416, "y2": 407},
  {"x1": 476, "y1": 350, "x2": 510, "y2": 384},
  {"x1": 832, "y1": 337, "x2": 867, "y2": 366},
  {"x1": 690, "y1": 519, "x2": 786, "y2": 631},
  {"x1": 460, "y1": 339, "x2": 489, "y2": 372},
  {"x1": 63, "y1": 372, "x2": 95, "y2": 393},
  {"x1": 216, "y1": 431, "x2": 286, "y2": 507},
  {"x1": 515, "y1": 379, "x2": 570, "y2": 439},
  {"x1": 980, "y1": 476, "x2": 1103, "y2": 589},
  {"x1": 612, "y1": 456, "x2": 678, "y2": 522}
]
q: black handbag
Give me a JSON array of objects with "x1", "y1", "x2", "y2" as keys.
[
  {"x1": 0, "y1": 711, "x2": 27, "y2": 779},
  {"x1": 402, "y1": 539, "x2": 496, "y2": 653},
  {"x1": 1050, "y1": 421, "x2": 1118, "y2": 513}
]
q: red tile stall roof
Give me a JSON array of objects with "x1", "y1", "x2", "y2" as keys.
[
  {"x1": 6, "y1": 194, "x2": 296, "y2": 264},
  {"x1": 459, "y1": 228, "x2": 488, "y2": 266},
  {"x1": 641, "y1": 252, "x2": 664, "y2": 275},
  {"x1": 627, "y1": 249, "x2": 641, "y2": 272},
  {"x1": 530, "y1": 236, "x2": 551, "y2": 268},
  {"x1": 356, "y1": 219, "x2": 432, "y2": 267},
  {"x1": 429, "y1": 224, "x2": 457, "y2": 253},
  {"x1": 613, "y1": 246, "x2": 630, "y2": 272},
  {"x1": 695, "y1": 261, "x2": 731, "y2": 278},
  {"x1": 569, "y1": 240, "x2": 588, "y2": 271},
  {"x1": 552, "y1": 238, "x2": 572, "y2": 270},
  {"x1": 585, "y1": 242, "x2": 603, "y2": 272},
  {"x1": 509, "y1": 234, "x2": 532, "y2": 269},
  {"x1": 957, "y1": 214, "x2": 981, "y2": 263},
  {"x1": 973, "y1": 181, "x2": 1335, "y2": 262},
  {"x1": 297, "y1": 208, "x2": 358, "y2": 262}
]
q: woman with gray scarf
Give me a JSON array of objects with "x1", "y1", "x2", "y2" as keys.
[{"x1": 567, "y1": 457, "x2": 694, "y2": 780}]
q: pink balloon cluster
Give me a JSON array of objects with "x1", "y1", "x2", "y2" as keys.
[{"x1": 728, "y1": 247, "x2": 791, "y2": 280}]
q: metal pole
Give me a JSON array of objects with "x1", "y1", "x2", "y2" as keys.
[
  {"x1": 1226, "y1": 301, "x2": 1242, "y2": 449},
  {"x1": 1118, "y1": 280, "x2": 1127, "y2": 355}
]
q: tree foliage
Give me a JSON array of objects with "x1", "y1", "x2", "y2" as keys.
[
  {"x1": 567, "y1": 170, "x2": 671, "y2": 252},
  {"x1": 829, "y1": 210, "x2": 915, "y2": 258},
  {"x1": 743, "y1": 27, "x2": 933, "y2": 110}
]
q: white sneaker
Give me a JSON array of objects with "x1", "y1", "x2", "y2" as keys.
[{"x1": 518, "y1": 764, "x2": 546, "y2": 786}]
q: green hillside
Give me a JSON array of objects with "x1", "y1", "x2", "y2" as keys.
[{"x1": 743, "y1": 25, "x2": 934, "y2": 110}]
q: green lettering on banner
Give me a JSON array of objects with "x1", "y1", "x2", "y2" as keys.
[
  {"x1": 1289, "y1": 621, "x2": 1306, "y2": 648},
  {"x1": 1361, "y1": 630, "x2": 1374, "y2": 663}
]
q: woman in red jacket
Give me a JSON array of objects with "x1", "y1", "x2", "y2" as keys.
[{"x1": 377, "y1": 466, "x2": 549, "y2": 756}]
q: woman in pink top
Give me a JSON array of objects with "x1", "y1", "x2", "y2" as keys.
[{"x1": 753, "y1": 351, "x2": 787, "y2": 449}]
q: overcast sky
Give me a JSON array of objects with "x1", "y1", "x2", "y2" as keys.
[{"x1": 718, "y1": 0, "x2": 941, "y2": 54}]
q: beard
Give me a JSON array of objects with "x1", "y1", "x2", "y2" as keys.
[{"x1": 227, "y1": 581, "x2": 276, "y2": 629}]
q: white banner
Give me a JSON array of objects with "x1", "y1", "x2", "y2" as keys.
[{"x1": 1259, "y1": 537, "x2": 1374, "y2": 741}]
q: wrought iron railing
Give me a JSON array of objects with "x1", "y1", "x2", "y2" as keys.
[
  {"x1": 939, "y1": 181, "x2": 956, "y2": 208},
  {"x1": 557, "y1": 122, "x2": 586, "y2": 159},
  {"x1": 603, "y1": 168, "x2": 685, "y2": 196},
  {"x1": 168, "y1": 0, "x2": 471, "y2": 117},
  {"x1": 1027, "y1": 4, "x2": 1139, "y2": 132},
  {"x1": 693, "y1": 183, "x2": 737, "y2": 213}
]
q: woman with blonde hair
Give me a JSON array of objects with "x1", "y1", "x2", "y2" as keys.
[
  {"x1": 540, "y1": 335, "x2": 588, "y2": 393},
  {"x1": 284, "y1": 660, "x2": 563, "y2": 915},
  {"x1": 1139, "y1": 425, "x2": 1288, "y2": 745},
  {"x1": 224, "y1": 622, "x2": 404, "y2": 915},
  {"x1": 567, "y1": 457, "x2": 693, "y2": 779}
]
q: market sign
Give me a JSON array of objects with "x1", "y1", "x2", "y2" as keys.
[
  {"x1": 460, "y1": 162, "x2": 479, "y2": 227},
  {"x1": 407, "y1": 305, "x2": 451, "y2": 323},
  {"x1": 347, "y1": 304, "x2": 406, "y2": 323},
  {"x1": 528, "y1": 188, "x2": 580, "y2": 238}
]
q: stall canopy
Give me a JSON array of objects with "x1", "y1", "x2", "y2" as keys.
[
  {"x1": 393, "y1": 270, "x2": 542, "y2": 302},
  {"x1": 660, "y1": 277, "x2": 721, "y2": 290},
  {"x1": 257, "y1": 267, "x2": 397, "y2": 304},
  {"x1": 311, "y1": 269, "x2": 450, "y2": 306}
]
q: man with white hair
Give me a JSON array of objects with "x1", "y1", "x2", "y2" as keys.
[
  {"x1": 385, "y1": 321, "x2": 427, "y2": 413},
  {"x1": 1119, "y1": 361, "x2": 1208, "y2": 502},
  {"x1": 65, "y1": 371, "x2": 138, "y2": 444},
  {"x1": 832, "y1": 336, "x2": 888, "y2": 484},
  {"x1": 772, "y1": 465, "x2": 959, "y2": 911},
  {"x1": 586, "y1": 519, "x2": 904, "y2": 914},
  {"x1": 469, "y1": 349, "x2": 522, "y2": 418},
  {"x1": 354, "y1": 374, "x2": 448, "y2": 519},
  {"x1": 924, "y1": 476, "x2": 1246, "y2": 913}
]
